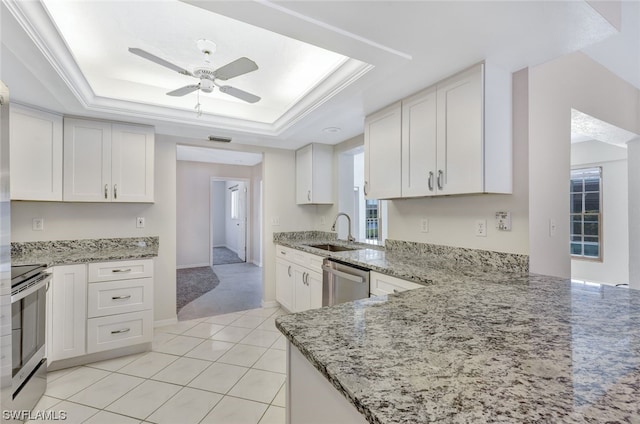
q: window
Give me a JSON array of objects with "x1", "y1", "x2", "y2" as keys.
[
  {"x1": 365, "y1": 199, "x2": 381, "y2": 243},
  {"x1": 570, "y1": 167, "x2": 602, "y2": 260},
  {"x1": 230, "y1": 189, "x2": 239, "y2": 220}
]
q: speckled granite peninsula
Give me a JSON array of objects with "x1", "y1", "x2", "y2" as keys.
[
  {"x1": 276, "y1": 274, "x2": 640, "y2": 423},
  {"x1": 11, "y1": 236, "x2": 159, "y2": 266}
]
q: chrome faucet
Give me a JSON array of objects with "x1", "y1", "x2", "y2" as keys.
[{"x1": 331, "y1": 212, "x2": 356, "y2": 243}]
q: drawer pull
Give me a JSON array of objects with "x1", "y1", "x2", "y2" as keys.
[
  {"x1": 393, "y1": 289, "x2": 400, "y2": 294},
  {"x1": 112, "y1": 269, "x2": 132, "y2": 273},
  {"x1": 111, "y1": 328, "x2": 131, "y2": 334},
  {"x1": 111, "y1": 295, "x2": 132, "y2": 300}
]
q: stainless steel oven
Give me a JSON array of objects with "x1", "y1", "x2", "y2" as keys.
[{"x1": 11, "y1": 264, "x2": 50, "y2": 411}]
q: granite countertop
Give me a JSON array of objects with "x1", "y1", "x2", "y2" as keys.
[
  {"x1": 276, "y1": 274, "x2": 640, "y2": 423},
  {"x1": 275, "y1": 235, "x2": 529, "y2": 286},
  {"x1": 11, "y1": 237, "x2": 159, "y2": 266}
]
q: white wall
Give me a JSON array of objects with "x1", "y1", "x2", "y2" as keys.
[
  {"x1": 176, "y1": 160, "x2": 252, "y2": 268},
  {"x1": 570, "y1": 140, "x2": 628, "y2": 285},
  {"x1": 211, "y1": 181, "x2": 225, "y2": 247},
  {"x1": 11, "y1": 136, "x2": 177, "y2": 322},
  {"x1": 529, "y1": 52, "x2": 640, "y2": 278}
]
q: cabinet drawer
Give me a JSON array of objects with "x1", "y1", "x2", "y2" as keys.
[
  {"x1": 87, "y1": 278, "x2": 152, "y2": 318},
  {"x1": 370, "y1": 271, "x2": 424, "y2": 296},
  {"x1": 276, "y1": 245, "x2": 295, "y2": 260},
  {"x1": 86, "y1": 310, "x2": 152, "y2": 354},
  {"x1": 291, "y1": 250, "x2": 323, "y2": 273},
  {"x1": 88, "y1": 259, "x2": 153, "y2": 282}
]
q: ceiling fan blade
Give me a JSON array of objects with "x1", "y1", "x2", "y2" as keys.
[
  {"x1": 219, "y1": 85, "x2": 261, "y2": 103},
  {"x1": 214, "y1": 57, "x2": 258, "y2": 81},
  {"x1": 167, "y1": 84, "x2": 200, "y2": 97},
  {"x1": 129, "y1": 48, "x2": 192, "y2": 76}
]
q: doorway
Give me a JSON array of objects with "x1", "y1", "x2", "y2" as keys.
[{"x1": 210, "y1": 178, "x2": 248, "y2": 266}]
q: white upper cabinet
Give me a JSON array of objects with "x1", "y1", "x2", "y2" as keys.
[
  {"x1": 401, "y1": 87, "x2": 437, "y2": 197},
  {"x1": 64, "y1": 118, "x2": 154, "y2": 202},
  {"x1": 435, "y1": 65, "x2": 484, "y2": 195},
  {"x1": 111, "y1": 124, "x2": 155, "y2": 203},
  {"x1": 364, "y1": 102, "x2": 402, "y2": 199},
  {"x1": 367, "y1": 62, "x2": 512, "y2": 199},
  {"x1": 296, "y1": 143, "x2": 333, "y2": 205},
  {"x1": 10, "y1": 104, "x2": 63, "y2": 201}
]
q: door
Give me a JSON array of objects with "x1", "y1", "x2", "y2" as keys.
[
  {"x1": 236, "y1": 183, "x2": 247, "y2": 262},
  {"x1": 364, "y1": 102, "x2": 402, "y2": 199},
  {"x1": 275, "y1": 259, "x2": 294, "y2": 312},
  {"x1": 63, "y1": 118, "x2": 112, "y2": 201},
  {"x1": 436, "y1": 65, "x2": 483, "y2": 195},
  {"x1": 293, "y1": 267, "x2": 310, "y2": 312},
  {"x1": 295, "y1": 145, "x2": 312, "y2": 204},
  {"x1": 111, "y1": 124, "x2": 154, "y2": 202}
]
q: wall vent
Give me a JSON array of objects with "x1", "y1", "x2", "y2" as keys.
[{"x1": 208, "y1": 135, "x2": 232, "y2": 143}]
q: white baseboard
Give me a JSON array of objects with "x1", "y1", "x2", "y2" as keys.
[
  {"x1": 261, "y1": 300, "x2": 280, "y2": 309},
  {"x1": 225, "y1": 244, "x2": 238, "y2": 254},
  {"x1": 251, "y1": 259, "x2": 263, "y2": 267},
  {"x1": 212, "y1": 244, "x2": 225, "y2": 248},
  {"x1": 154, "y1": 317, "x2": 178, "y2": 327},
  {"x1": 177, "y1": 263, "x2": 210, "y2": 269}
]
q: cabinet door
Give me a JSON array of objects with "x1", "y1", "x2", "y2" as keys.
[
  {"x1": 364, "y1": 102, "x2": 402, "y2": 199},
  {"x1": 436, "y1": 65, "x2": 483, "y2": 195},
  {"x1": 10, "y1": 105, "x2": 63, "y2": 201},
  {"x1": 49, "y1": 264, "x2": 87, "y2": 361},
  {"x1": 307, "y1": 270, "x2": 323, "y2": 310},
  {"x1": 401, "y1": 87, "x2": 437, "y2": 197},
  {"x1": 63, "y1": 118, "x2": 112, "y2": 201},
  {"x1": 275, "y1": 259, "x2": 294, "y2": 312},
  {"x1": 293, "y1": 267, "x2": 310, "y2": 312},
  {"x1": 111, "y1": 124, "x2": 154, "y2": 203},
  {"x1": 295, "y1": 145, "x2": 313, "y2": 204}
]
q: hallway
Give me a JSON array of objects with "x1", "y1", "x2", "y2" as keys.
[{"x1": 178, "y1": 263, "x2": 263, "y2": 321}]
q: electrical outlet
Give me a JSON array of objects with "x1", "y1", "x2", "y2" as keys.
[
  {"x1": 495, "y1": 211, "x2": 512, "y2": 231},
  {"x1": 549, "y1": 219, "x2": 557, "y2": 237},
  {"x1": 475, "y1": 219, "x2": 487, "y2": 237},
  {"x1": 32, "y1": 218, "x2": 44, "y2": 231},
  {"x1": 272, "y1": 217, "x2": 280, "y2": 226},
  {"x1": 136, "y1": 217, "x2": 145, "y2": 228},
  {"x1": 420, "y1": 218, "x2": 429, "y2": 233}
]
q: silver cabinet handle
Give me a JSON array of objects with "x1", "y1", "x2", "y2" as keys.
[
  {"x1": 307, "y1": 190, "x2": 311, "y2": 201},
  {"x1": 287, "y1": 265, "x2": 292, "y2": 277},
  {"x1": 104, "y1": 184, "x2": 108, "y2": 199},
  {"x1": 303, "y1": 272, "x2": 308, "y2": 285},
  {"x1": 280, "y1": 251, "x2": 286, "y2": 255},
  {"x1": 111, "y1": 328, "x2": 130, "y2": 334},
  {"x1": 428, "y1": 171, "x2": 434, "y2": 191},
  {"x1": 114, "y1": 184, "x2": 118, "y2": 199},
  {"x1": 437, "y1": 170, "x2": 444, "y2": 190},
  {"x1": 112, "y1": 269, "x2": 132, "y2": 273},
  {"x1": 112, "y1": 295, "x2": 131, "y2": 300},
  {"x1": 364, "y1": 181, "x2": 368, "y2": 196},
  {"x1": 393, "y1": 289, "x2": 401, "y2": 294}
]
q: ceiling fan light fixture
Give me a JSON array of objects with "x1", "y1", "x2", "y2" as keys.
[
  {"x1": 322, "y1": 127, "x2": 342, "y2": 133},
  {"x1": 200, "y1": 79, "x2": 214, "y2": 93}
]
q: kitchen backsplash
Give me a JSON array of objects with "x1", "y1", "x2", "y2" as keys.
[
  {"x1": 273, "y1": 231, "x2": 337, "y2": 243},
  {"x1": 11, "y1": 236, "x2": 159, "y2": 257},
  {"x1": 385, "y1": 239, "x2": 529, "y2": 273}
]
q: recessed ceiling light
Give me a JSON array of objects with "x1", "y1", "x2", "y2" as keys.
[{"x1": 322, "y1": 127, "x2": 342, "y2": 133}]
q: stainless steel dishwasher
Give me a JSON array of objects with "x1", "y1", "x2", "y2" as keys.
[{"x1": 322, "y1": 258, "x2": 370, "y2": 306}]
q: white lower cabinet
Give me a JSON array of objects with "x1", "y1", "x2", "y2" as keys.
[
  {"x1": 87, "y1": 310, "x2": 153, "y2": 354},
  {"x1": 275, "y1": 245, "x2": 323, "y2": 313},
  {"x1": 369, "y1": 271, "x2": 424, "y2": 296},
  {"x1": 48, "y1": 259, "x2": 153, "y2": 364},
  {"x1": 49, "y1": 265, "x2": 87, "y2": 362}
]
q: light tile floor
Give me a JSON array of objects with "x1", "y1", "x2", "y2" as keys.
[{"x1": 29, "y1": 307, "x2": 287, "y2": 424}]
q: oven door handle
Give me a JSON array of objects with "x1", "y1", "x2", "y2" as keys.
[
  {"x1": 11, "y1": 273, "x2": 51, "y2": 303},
  {"x1": 322, "y1": 265, "x2": 365, "y2": 284}
]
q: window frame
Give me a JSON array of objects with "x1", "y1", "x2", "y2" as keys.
[{"x1": 570, "y1": 166, "x2": 603, "y2": 262}]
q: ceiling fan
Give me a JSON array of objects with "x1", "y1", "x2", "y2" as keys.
[{"x1": 128, "y1": 39, "x2": 260, "y2": 104}]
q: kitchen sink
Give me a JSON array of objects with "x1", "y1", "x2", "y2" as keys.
[{"x1": 307, "y1": 244, "x2": 360, "y2": 252}]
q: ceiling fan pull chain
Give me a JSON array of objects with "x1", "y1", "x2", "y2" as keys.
[{"x1": 195, "y1": 89, "x2": 202, "y2": 117}]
